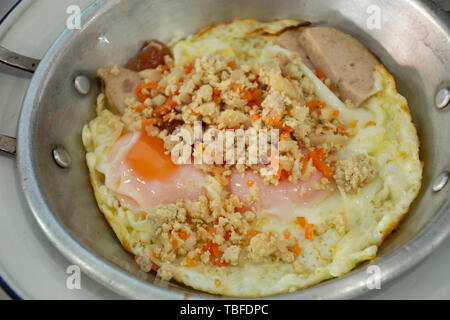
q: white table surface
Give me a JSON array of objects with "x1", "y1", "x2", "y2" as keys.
[{"x1": 0, "y1": 0, "x2": 449, "y2": 300}]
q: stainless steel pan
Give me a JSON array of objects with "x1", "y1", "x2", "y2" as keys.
[{"x1": 0, "y1": 0, "x2": 449, "y2": 299}]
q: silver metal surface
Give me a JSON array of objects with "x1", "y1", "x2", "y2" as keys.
[
  {"x1": 433, "y1": 171, "x2": 450, "y2": 192},
  {"x1": 0, "y1": 46, "x2": 40, "y2": 73},
  {"x1": 4, "y1": 0, "x2": 449, "y2": 299},
  {"x1": 435, "y1": 87, "x2": 450, "y2": 110},
  {"x1": 52, "y1": 147, "x2": 72, "y2": 169},
  {"x1": 74, "y1": 75, "x2": 91, "y2": 95},
  {"x1": 0, "y1": 135, "x2": 16, "y2": 156}
]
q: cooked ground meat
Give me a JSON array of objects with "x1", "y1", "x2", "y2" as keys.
[{"x1": 334, "y1": 153, "x2": 377, "y2": 193}]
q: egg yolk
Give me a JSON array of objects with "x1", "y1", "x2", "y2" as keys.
[{"x1": 125, "y1": 132, "x2": 177, "y2": 180}]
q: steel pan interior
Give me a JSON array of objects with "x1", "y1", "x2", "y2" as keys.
[{"x1": 17, "y1": 0, "x2": 450, "y2": 299}]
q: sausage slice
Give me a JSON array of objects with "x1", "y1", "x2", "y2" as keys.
[
  {"x1": 277, "y1": 27, "x2": 380, "y2": 107},
  {"x1": 125, "y1": 40, "x2": 172, "y2": 72},
  {"x1": 97, "y1": 66, "x2": 141, "y2": 115},
  {"x1": 275, "y1": 30, "x2": 315, "y2": 70},
  {"x1": 298, "y1": 27, "x2": 379, "y2": 107}
]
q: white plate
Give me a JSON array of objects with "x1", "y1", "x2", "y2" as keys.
[{"x1": 0, "y1": 0, "x2": 449, "y2": 300}]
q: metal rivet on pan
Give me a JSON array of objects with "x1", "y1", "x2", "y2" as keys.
[
  {"x1": 432, "y1": 171, "x2": 449, "y2": 192},
  {"x1": 74, "y1": 75, "x2": 91, "y2": 95},
  {"x1": 52, "y1": 147, "x2": 72, "y2": 169},
  {"x1": 435, "y1": 87, "x2": 450, "y2": 110}
]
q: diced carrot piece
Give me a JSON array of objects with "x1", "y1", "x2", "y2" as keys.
[
  {"x1": 315, "y1": 67, "x2": 326, "y2": 80},
  {"x1": 296, "y1": 216, "x2": 307, "y2": 228},
  {"x1": 305, "y1": 224, "x2": 314, "y2": 240},
  {"x1": 338, "y1": 124, "x2": 347, "y2": 131},
  {"x1": 283, "y1": 229, "x2": 291, "y2": 239},
  {"x1": 268, "y1": 114, "x2": 280, "y2": 126},
  {"x1": 281, "y1": 130, "x2": 290, "y2": 141},
  {"x1": 250, "y1": 113, "x2": 261, "y2": 121},
  {"x1": 151, "y1": 262, "x2": 159, "y2": 271},
  {"x1": 291, "y1": 243, "x2": 302, "y2": 257},
  {"x1": 161, "y1": 65, "x2": 169, "y2": 73},
  {"x1": 350, "y1": 120, "x2": 359, "y2": 128},
  {"x1": 185, "y1": 256, "x2": 195, "y2": 267},
  {"x1": 211, "y1": 243, "x2": 220, "y2": 256},
  {"x1": 141, "y1": 118, "x2": 156, "y2": 128},
  {"x1": 249, "y1": 229, "x2": 261, "y2": 237},
  {"x1": 136, "y1": 104, "x2": 146, "y2": 112},
  {"x1": 332, "y1": 109, "x2": 340, "y2": 117},
  {"x1": 228, "y1": 60, "x2": 237, "y2": 70},
  {"x1": 171, "y1": 238, "x2": 179, "y2": 249},
  {"x1": 307, "y1": 148, "x2": 334, "y2": 179},
  {"x1": 209, "y1": 227, "x2": 216, "y2": 236},
  {"x1": 242, "y1": 90, "x2": 253, "y2": 101},
  {"x1": 153, "y1": 94, "x2": 177, "y2": 117},
  {"x1": 244, "y1": 89, "x2": 263, "y2": 107},
  {"x1": 279, "y1": 169, "x2": 290, "y2": 181},
  {"x1": 213, "y1": 95, "x2": 222, "y2": 104},
  {"x1": 136, "y1": 81, "x2": 159, "y2": 103},
  {"x1": 184, "y1": 65, "x2": 194, "y2": 74},
  {"x1": 306, "y1": 98, "x2": 319, "y2": 112},
  {"x1": 204, "y1": 241, "x2": 220, "y2": 256},
  {"x1": 163, "y1": 113, "x2": 172, "y2": 122},
  {"x1": 213, "y1": 87, "x2": 222, "y2": 104},
  {"x1": 254, "y1": 88, "x2": 263, "y2": 97},
  {"x1": 246, "y1": 179, "x2": 254, "y2": 188},
  {"x1": 177, "y1": 231, "x2": 190, "y2": 240}
]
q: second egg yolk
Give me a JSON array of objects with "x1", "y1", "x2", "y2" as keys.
[{"x1": 126, "y1": 132, "x2": 177, "y2": 181}]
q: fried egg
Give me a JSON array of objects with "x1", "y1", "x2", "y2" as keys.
[
  {"x1": 83, "y1": 19, "x2": 422, "y2": 297},
  {"x1": 105, "y1": 130, "x2": 205, "y2": 210}
]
